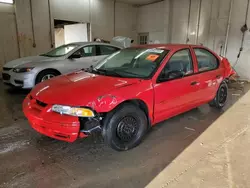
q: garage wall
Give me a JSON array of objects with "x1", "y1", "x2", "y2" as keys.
[
  {"x1": 115, "y1": 2, "x2": 137, "y2": 42},
  {"x1": 0, "y1": 3, "x2": 19, "y2": 71},
  {"x1": 51, "y1": 0, "x2": 90, "y2": 22},
  {"x1": 0, "y1": 0, "x2": 137, "y2": 63},
  {"x1": 91, "y1": 0, "x2": 115, "y2": 40},
  {"x1": 52, "y1": 0, "x2": 137, "y2": 42},
  {"x1": 137, "y1": 0, "x2": 250, "y2": 80},
  {"x1": 137, "y1": 1, "x2": 170, "y2": 43},
  {"x1": 15, "y1": 0, "x2": 51, "y2": 57},
  {"x1": 226, "y1": 0, "x2": 250, "y2": 80}
]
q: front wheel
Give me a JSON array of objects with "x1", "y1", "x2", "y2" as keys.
[
  {"x1": 35, "y1": 70, "x2": 60, "y2": 84},
  {"x1": 102, "y1": 104, "x2": 148, "y2": 151},
  {"x1": 209, "y1": 81, "x2": 228, "y2": 109}
]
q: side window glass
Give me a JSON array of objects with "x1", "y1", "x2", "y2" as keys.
[
  {"x1": 72, "y1": 45, "x2": 96, "y2": 58},
  {"x1": 194, "y1": 48, "x2": 219, "y2": 72},
  {"x1": 159, "y1": 49, "x2": 193, "y2": 81},
  {"x1": 100, "y1": 45, "x2": 120, "y2": 55}
]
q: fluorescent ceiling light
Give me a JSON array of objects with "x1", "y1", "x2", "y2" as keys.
[{"x1": 0, "y1": 0, "x2": 13, "y2": 4}]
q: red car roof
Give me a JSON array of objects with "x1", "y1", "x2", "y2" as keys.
[{"x1": 133, "y1": 44, "x2": 204, "y2": 50}]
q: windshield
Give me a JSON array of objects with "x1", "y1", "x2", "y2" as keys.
[
  {"x1": 93, "y1": 48, "x2": 168, "y2": 78},
  {"x1": 41, "y1": 44, "x2": 79, "y2": 57}
]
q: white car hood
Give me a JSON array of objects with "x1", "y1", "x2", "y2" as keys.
[{"x1": 4, "y1": 55, "x2": 64, "y2": 68}]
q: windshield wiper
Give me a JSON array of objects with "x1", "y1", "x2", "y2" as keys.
[
  {"x1": 93, "y1": 68, "x2": 124, "y2": 77},
  {"x1": 114, "y1": 69, "x2": 144, "y2": 78}
]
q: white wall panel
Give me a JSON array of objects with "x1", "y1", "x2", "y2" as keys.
[
  {"x1": 136, "y1": 0, "x2": 250, "y2": 80},
  {"x1": 15, "y1": 0, "x2": 51, "y2": 57},
  {"x1": 0, "y1": 3, "x2": 18, "y2": 71},
  {"x1": 227, "y1": 0, "x2": 250, "y2": 80},
  {"x1": 171, "y1": 0, "x2": 192, "y2": 43},
  {"x1": 32, "y1": 0, "x2": 51, "y2": 54},
  {"x1": 137, "y1": 1, "x2": 165, "y2": 32},
  {"x1": 115, "y1": 2, "x2": 137, "y2": 41},
  {"x1": 54, "y1": 28, "x2": 65, "y2": 47},
  {"x1": 0, "y1": 2, "x2": 13, "y2": 13},
  {"x1": 91, "y1": 0, "x2": 114, "y2": 40},
  {"x1": 64, "y1": 23, "x2": 88, "y2": 44},
  {"x1": 15, "y1": 0, "x2": 34, "y2": 57},
  {"x1": 51, "y1": 0, "x2": 90, "y2": 22},
  {"x1": 137, "y1": 1, "x2": 169, "y2": 43},
  {"x1": 149, "y1": 32, "x2": 165, "y2": 43}
]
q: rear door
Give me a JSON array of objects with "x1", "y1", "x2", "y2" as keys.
[
  {"x1": 94, "y1": 45, "x2": 120, "y2": 64},
  {"x1": 192, "y1": 48, "x2": 224, "y2": 103},
  {"x1": 153, "y1": 48, "x2": 201, "y2": 123}
]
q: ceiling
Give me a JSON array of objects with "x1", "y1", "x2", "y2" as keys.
[{"x1": 118, "y1": 0, "x2": 162, "y2": 6}]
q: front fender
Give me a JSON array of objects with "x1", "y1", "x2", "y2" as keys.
[{"x1": 86, "y1": 80, "x2": 154, "y2": 121}]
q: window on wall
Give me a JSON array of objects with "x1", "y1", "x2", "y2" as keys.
[
  {"x1": 0, "y1": 0, "x2": 13, "y2": 4},
  {"x1": 138, "y1": 33, "x2": 149, "y2": 45}
]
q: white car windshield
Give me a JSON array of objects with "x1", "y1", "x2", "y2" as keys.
[
  {"x1": 41, "y1": 44, "x2": 79, "y2": 57},
  {"x1": 92, "y1": 48, "x2": 169, "y2": 78}
]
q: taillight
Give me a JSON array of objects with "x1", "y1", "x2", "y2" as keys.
[{"x1": 222, "y1": 58, "x2": 236, "y2": 78}]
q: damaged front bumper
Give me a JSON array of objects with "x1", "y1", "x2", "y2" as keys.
[{"x1": 23, "y1": 95, "x2": 102, "y2": 142}]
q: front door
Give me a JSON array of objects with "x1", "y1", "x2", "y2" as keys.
[
  {"x1": 153, "y1": 49, "x2": 200, "y2": 123},
  {"x1": 64, "y1": 45, "x2": 97, "y2": 73}
]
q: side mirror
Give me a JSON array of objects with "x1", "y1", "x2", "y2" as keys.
[
  {"x1": 69, "y1": 54, "x2": 81, "y2": 59},
  {"x1": 159, "y1": 70, "x2": 184, "y2": 82}
]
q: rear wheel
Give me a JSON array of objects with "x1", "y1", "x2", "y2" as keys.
[
  {"x1": 209, "y1": 81, "x2": 228, "y2": 109},
  {"x1": 35, "y1": 70, "x2": 60, "y2": 84},
  {"x1": 102, "y1": 104, "x2": 148, "y2": 151}
]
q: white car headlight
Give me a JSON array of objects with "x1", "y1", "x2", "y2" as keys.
[
  {"x1": 52, "y1": 105, "x2": 95, "y2": 117},
  {"x1": 13, "y1": 67, "x2": 34, "y2": 73}
]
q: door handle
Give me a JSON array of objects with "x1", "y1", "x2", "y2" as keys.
[
  {"x1": 216, "y1": 75, "x2": 222, "y2": 79},
  {"x1": 191, "y1": 81, "x2": 199, "y2": 86}
]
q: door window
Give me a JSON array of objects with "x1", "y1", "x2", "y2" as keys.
[
  {"x1": 99, "y1": 45, "x2": 120, "y2": 56},
  {"x1": 194, "y1": 48, "x2": 219, "y2": 72},
  {"x1": 72, "y1": 45, "x2": 96, "y2": 58},
  {"x1": 159, "y1": 49, "x2": 193, "y2": 81}
]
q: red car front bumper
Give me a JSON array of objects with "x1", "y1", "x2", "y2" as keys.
[{"x1": 23, "y1": 95, "x2": 88, "y2": 142}]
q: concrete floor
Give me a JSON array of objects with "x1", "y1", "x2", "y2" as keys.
[
  {"x1": 0, "y1": 82, "x2": 249, "y2": 188},
  {"x1": 148, "y1": 81, "x2": 250, "y2": 188}
]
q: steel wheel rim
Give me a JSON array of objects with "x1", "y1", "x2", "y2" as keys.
[
  {"x1": 41, "y1": 74, "x2": 55, "y2": 82},
  {"x1": 218, "y1": 86, "x2": 227, "y2": 105},
  {"x1": 116, "y1": 116, "x2": 139, "y2": 142}
]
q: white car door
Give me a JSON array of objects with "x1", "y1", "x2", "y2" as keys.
[{"x1": 63, "y1": 45, "x2": 97, "y2": 73}]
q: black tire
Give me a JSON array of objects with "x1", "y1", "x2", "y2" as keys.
[
  {"x1": 102, "y1": 104, "x2": 148, "y2": 151},
  {"x1": 209, "y1": 81, "x2": 228, "y2": 109},
  {"x1": 35, "y1": 70, "x2": 60, "y2": 84}
]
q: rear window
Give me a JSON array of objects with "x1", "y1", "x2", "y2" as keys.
[
  {"x1": 100, "y1": 45, "x2": 120, "y2": 55},
  {"x1": 194, "y1": 48, "x2": 219, "y2": 72}
]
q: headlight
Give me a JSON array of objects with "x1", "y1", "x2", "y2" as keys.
[
  {"x1": 13, "y1": 67, "x2": 34, "y2": 73},
  {"x1": 52, "y1": 105, "x2": 95, "y2": 117}
]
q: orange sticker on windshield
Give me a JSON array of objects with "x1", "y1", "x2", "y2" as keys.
[{"x1": 146, "y1": 54, "x2": 159, "y2": 61}]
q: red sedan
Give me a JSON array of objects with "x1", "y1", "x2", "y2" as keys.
[{"x1": 23, "y1": 44, "x2": 235, "y2": 151}]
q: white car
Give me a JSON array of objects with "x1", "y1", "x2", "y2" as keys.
[{"x1": 2, "y1": 42, "x2": 121, "y2": 89}]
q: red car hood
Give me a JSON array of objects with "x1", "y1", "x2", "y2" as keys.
[{"x1": 31, "y1": 71, "x2": 140, "y2": 106}]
